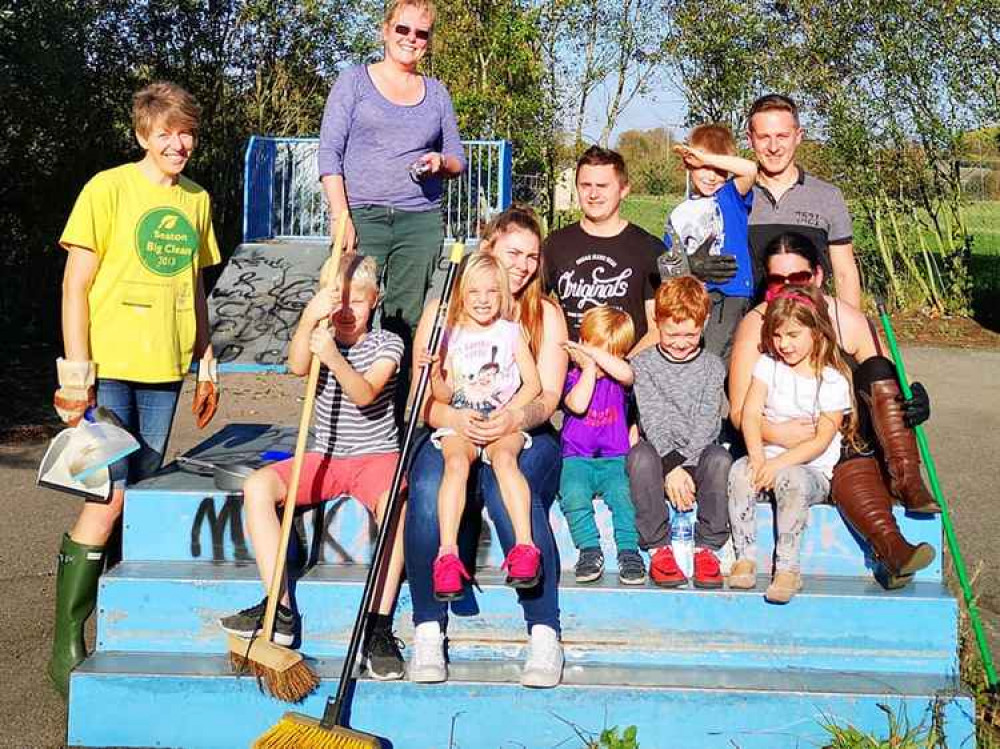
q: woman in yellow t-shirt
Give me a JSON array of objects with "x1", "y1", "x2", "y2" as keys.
[{"x1": 48, "y1": 82, "x2": 222, "y2": 697}]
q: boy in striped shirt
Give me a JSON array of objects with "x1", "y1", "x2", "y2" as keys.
[{"x1": 220, "y1": 255, "x2": 407, "y2": 680}]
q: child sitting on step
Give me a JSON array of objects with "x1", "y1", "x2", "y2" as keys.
[
  {"x1": 628, "y1": 276, "x2": 732, "y2": 589},
  {"x1": 559, "y1": 306, "x2": 646, "y2": 585},
  {"x1": 418, "y1": 251, "x2": 542, "y2": 601},
  {"x1": 728, "y1": 283, "x2": 855, "y2": 604},
  {"x1": 219, "y1": 255, "x2": 408, "y2": 680}
]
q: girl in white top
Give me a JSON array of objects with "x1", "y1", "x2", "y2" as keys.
[
  {"x1": 728, "y1": 284, "x2": 855, "y2": 604},
  {"x1": 419, "y1": 252, "x2": 542, "y2": 601}
]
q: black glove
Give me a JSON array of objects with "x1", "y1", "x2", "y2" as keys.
[
  {"x1": 900, "y1": 380, "x2": 930, "y2": 427},
  {"x1": 687, "y1": 235, "x2": 737, "y2": 284}
]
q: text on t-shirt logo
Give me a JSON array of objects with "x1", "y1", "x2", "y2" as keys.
[
  {"x1": 793, "y1": 210, "x2": 827, "y2": 230},
  {"x1": 557, "y1": 253, "x2": 634, "y2": 311}
]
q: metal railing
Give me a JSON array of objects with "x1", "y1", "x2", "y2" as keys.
[{"x1": 242, "y1": 136, "x2": 512, "y2": 243}]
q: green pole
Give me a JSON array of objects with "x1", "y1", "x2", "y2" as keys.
[{"x1": 877, "y1": 304, "x2": 997, "y2": 689}]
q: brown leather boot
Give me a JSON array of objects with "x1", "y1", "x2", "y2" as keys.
[
  {"x1": 866, "y1": 380, "x2": 939, "y2": 513},
  {"x1": 831, "y1": 457, "x2": 935, "y2": 589}
]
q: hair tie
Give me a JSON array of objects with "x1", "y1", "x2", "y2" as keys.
[{"x1": 765, "y1": 287, "x2": 817, "y2": 309}]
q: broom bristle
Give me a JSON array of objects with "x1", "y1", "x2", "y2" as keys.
[
  {"x1": 254, "y1": 713, "x2": 381, "y2": 749},
  {"x1": 230, "y1": 651, "x2": 320, "y2": 703}
]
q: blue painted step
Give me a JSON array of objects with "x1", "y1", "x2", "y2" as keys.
[
  {"x1": 68, "y1": 653, "x2": 975, "y2": 749},
  {"x1": 126, "y1": 431, "x2": 943, "y2": 581},
  {"x1": 96, "y1": 562, "x2": 958, "y2": 675}
]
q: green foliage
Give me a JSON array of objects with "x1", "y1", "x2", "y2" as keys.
[
  {"x1": 589, "y1": 725, "x2": 640, "y2": 749},
  {"x1": 821, "y1": 702, "x2": 946, "y2": 748},
  {"x1": 616, "y1": 128, "x2": 687, "y2": 195}
]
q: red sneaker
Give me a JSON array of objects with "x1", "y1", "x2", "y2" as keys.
[
  {"x1": 502, "y1": 544, "x2": 542, "y2": 588},
  {"x1": 433, "y1": 554, "x2": 470, "y2": 601},
  {"x1": 650, "y1": 547, "x2": 687, "y2": 588},
  {"x1": 693, "y1": 547, "x2": 723, "y2": 589}
]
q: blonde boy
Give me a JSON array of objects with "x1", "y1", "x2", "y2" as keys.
[
  {"x1": 219, "y1": 256, "x2": 408, "y2": 681},
  {"x1": 666, "y1": 124, "x2": 758, "y2": 359}
]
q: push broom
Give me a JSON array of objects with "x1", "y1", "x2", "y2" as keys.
[
  {"x1": 254, "y1": 239, "x2": 466, "y2": 749},
  {"x1": 877, "y1": 302, "x2": 998, "y2": 690},
  {"x1": 228, "y1": 213, "x2": 350, "y2": 702}
]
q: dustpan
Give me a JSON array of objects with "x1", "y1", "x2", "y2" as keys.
[{"x1": 38, "y1": 408, "x2": 140, "y2": 502}]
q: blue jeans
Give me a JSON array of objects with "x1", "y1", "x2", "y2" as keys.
[
  {"x1": 558, "y1": 456, "x2": 638, "y2": 551},
  {"x1": 96, "y1": 379, "x2": 182, "y2": 487},
  {"x1": 405, "y1": 428, "x2": 563, "y2": 634}
]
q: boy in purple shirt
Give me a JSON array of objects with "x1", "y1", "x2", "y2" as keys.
[{"x1": 559, "y1": 307, "x2": 646, "y2": 585}]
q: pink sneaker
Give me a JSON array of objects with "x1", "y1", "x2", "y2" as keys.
[
  {"x1": 502, "y1": 544, "x2": 542, "y2": 589},
  {"x1": 433, "y1": 554, "x2": 470, "y2": 602}
]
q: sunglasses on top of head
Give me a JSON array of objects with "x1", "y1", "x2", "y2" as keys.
[
  {"x1": 394, "y1": 23, "x2": 431, "y2": 41},
  {"x1": 765, "y1": 270, "x2": 814, "y2": 291}
]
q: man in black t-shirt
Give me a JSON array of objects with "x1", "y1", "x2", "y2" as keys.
[{"x1": 544, "y1": 145, "x2": 664, "y2": 348}]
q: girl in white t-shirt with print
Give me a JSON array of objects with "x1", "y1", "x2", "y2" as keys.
[
  {"x1": 418, "y1": 252, "x2": 542, "y2": 602},
  {"x1": 728, "y1": 284, "x2": 856, "y2": 604}
]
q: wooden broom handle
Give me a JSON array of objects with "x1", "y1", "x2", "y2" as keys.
[{"x1": 261, "y1": 214, "x2": 349, "y2": 638}]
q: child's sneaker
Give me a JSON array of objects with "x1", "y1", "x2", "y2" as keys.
[
  {"x1": 433, "y1": 554, "x2": 470, "y2": 602},
  {"x1": 219, "y1": 597, "x2": 297, "y2": 647},
  {"x1": 728, "y1": 559, "x2": 757, "y2": 589},
  {"x1": 617, "y1": 549, "x2": 647, "y2": 585},
  {"x1": 574, "y1": 547, "x2": 604, "y2": 583},
  {"x1": 363, "y1": 627, "x2": 406, "y2": 681},
  {"x1": 502, "y1": 544, "x2": 542, "y2": 588},
  {"x1": 409, "y1": 621, "x2": 447, "y2": 683},
  {"x1": 649, "y1": 546, "x2": 687, "y2": 588},
  {"x1": 692, "y1": 547, "x2": 723, "y2": 589},
  {"x1": 765, "y1": 570, "x2": 802, "y2": 604}
]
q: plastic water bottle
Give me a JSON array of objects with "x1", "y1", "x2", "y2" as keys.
[{"x1": 670, "y1": 509, "x2": 695, "y2": 578}]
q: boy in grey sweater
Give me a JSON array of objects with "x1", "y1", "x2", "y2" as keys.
[{"x1": 628, "y1": 276, "x2": 732, "y2": 588}]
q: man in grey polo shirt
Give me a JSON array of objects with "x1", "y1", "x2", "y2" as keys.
[{"x1": 746, "y1": 94, "x2": 863, "y2": 309}]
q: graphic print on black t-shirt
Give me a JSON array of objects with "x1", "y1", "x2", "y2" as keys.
[{"x1": 544, "y1": 223, "x2": 663, "y2": 341}]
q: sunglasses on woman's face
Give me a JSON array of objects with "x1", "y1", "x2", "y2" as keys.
[
  {"x1": 765, "y1": 270, "x2": 814, "y2": 291},
  {"x1": 394, "y1": 23, "x2": 431, "y2": 41}
]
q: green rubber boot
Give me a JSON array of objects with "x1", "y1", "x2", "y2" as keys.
[{"x1": 47, "y1": 534, "x2": 104, "y2": 698}]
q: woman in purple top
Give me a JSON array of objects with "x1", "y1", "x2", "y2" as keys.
[
  {"x1": 559, "y1": 306, "x2": 646, "y2": 586},
  {"x1": 318, "y1": 0, "x2": 466, "y2": 352}
]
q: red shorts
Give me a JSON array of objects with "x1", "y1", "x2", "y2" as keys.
[{"x1": 268, "y1": 451, "x2": 402, "y2": 513}]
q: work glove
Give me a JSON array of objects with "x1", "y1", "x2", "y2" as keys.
[
  {"x1": 687, "y1": 235, "x2": 737, "y2": 284},
  {"x1": 900, "y1": 380, "x2": 930, "y2": 428},
  {"x1": 192, "y1": 358, "x2": 220, "y2": 429},
  {"x1": 54, "y1": 358, "x2": 96, "y2": 426}
]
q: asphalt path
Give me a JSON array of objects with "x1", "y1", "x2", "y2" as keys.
[{"x1": 0, "y1": 348, "x2": 996, "y2": 749}]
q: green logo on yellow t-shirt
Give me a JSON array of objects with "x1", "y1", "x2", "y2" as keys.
[{"x1": 135, "y1": 208, "x2": 198, "y2": 276}]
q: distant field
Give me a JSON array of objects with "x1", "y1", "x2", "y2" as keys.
[{"x1": 622, "y1": 195, "x2": 999, "y2": 258}]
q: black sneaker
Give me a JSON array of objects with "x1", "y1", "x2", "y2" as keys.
[
  {"x1": 363, "y1": 627, "x2": 406, "y2": 680},
  {"x1": 618, "y1": 549, "x2": 648, "y2": 586},
  {"x1": 574, "y1": 547, "x2": 605, "y2": 583},
  {"x1": 219, "y1": 597, "x2": 297, "y2": 647}
]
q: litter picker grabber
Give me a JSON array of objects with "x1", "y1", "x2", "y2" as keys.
[
  {"x1": 227, "y1": 213, "x2": 350, "y2": 702},
  {"x1": 877, "y1": 302, "x2": 997, "y2": 690},
  {"x1": 254, "y1": 239, "x2": 466, "y2": 749}
]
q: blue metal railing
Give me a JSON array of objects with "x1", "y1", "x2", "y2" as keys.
[{"x1": 242, "y1": 136, "x2": 513, "y2": 243}]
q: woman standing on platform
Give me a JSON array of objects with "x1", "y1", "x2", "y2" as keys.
[
  {"x1": 318, "y1": 0, "x2": 466, "y2": 357},
  {"x1": 405, "y1": 206, "x2": 569, "y2": 689}
]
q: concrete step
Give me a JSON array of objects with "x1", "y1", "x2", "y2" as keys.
[
  {"x1": 96, "y1": 562, "x2": 958, "y2": 675},
  {"x1": 68, "y1": 653, "x2": 975, "y2": 749},
  {"x1": 126, "y1": 425, "x2": 943, "y2": 581}
]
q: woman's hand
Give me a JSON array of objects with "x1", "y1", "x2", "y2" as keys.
[
  {"x1": 303, "y1": 287, "x2": 337, "y2": 324},
  {"x1": 309, "y1": 327, "x2": 336, "y2": 362},
  {"x1": 415, "y1": 349, "x2": 439, "y2": 371},
  {"x1": 330, "y1": 212, "x2": 357, "y2": 252},
  {"x1": 455, "y1": 406, "x2": 518, "y2": 446},
  {"x1": 419, "y1": 152, "x2": 444, "y2": 175},
  {"x1": 664, "y1": 466, "x2": 696, "y2": 510}
]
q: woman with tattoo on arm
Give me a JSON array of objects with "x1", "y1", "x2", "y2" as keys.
[{"x1": 405, "y1": 205, "x2": 569, "y2": 688}]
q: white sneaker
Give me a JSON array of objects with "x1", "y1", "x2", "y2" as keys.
[
  {"x1": 409, "y1": 621, "x2": 447, "y2": 683},
  {"x1": 520, "y1": 625, "x2": 563, "y2": 688}
]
